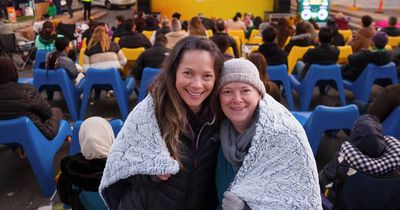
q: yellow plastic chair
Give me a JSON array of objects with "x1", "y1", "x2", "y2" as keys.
[
  {"x1": 227, "y1": 30, "x2": 246, "y2": 46},
  {"x1": 225, "y1": 47, "x2": 234, "y2": 56},
  {"x1": 114, "y1": 37, "x2": 120, "y2": 44},
  {"x1": 248, "y1": 29, "x2": 260, "y2": 44},
  {"x1": 121, "y1": 47, "x2": 145, "y2": 75},
  {"x1": 338, "y1": 30, "x2": 352, "y2": 42},
  {"x1": 231, "y1": 35, "x2": 241, "y2": 56},
  {"x1": 206, "y1": 29, "x2": 213, "y2": 38},
  {"x1": 338, "y1": 45, "x2": 353, "y2": 64},
  {"x1": 287, "y1": 45, "x2": 314, "y2": 74},
  {"x1": 283, "y1": 36, "x2": 291, "y2": 49},
  {"x1": 142, "y1": 30, "x2": 155, "y2": 40},
  {"x1": 252, "y1": 36, "x2": 263, "y2": 45},
  {"x1": 81, "y1": 38, "x2": 87, "y2": 49},
  {"x1": 385, "y1": 45, "x2": 393, "y2": 51},
  {"x1": 388, "y1": 36, "x2": 400, "y2": 48},
  {"x1": 251, "y1": 45, "x2": 259, "y2": 52}
]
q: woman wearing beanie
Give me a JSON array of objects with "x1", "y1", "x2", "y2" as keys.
[
  {"x1": 0, "y1": 57, "x2": 63, "y2": 139},
  {"x1": 100, "y1": 36, "x2": 224, "y2": 210},
  {"x1": 216, "y1": 58, "x2": 322, "y2": 209}
]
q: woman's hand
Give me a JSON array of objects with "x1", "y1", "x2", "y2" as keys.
[
  {"x1": 222, "y1": 191, "x2": 245, "y2": 210},
  {"x1": 157, "y1": 174, "x2": 171, "y2": 181}
]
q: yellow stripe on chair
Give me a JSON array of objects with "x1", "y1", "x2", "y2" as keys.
[
  {"x1": 338, "y1": 45, "x2": 353, "y2": 64},
  {"x1": 287, "y1": 45, "x2": 314, "y2": 74}
]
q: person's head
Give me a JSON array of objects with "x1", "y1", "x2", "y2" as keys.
[
  {"x1": 124, "y1": 18, "x2": 136, "y2": 32},
  {"x1": 189, "y1": 16, "x2": 206, "y2": 36},
  {"x1": 161, "y1": 18, "x2": 171, "y2": 29},
  {"x1": 154, "y1": 34, "x2": 168, "y2": 46},
  {"x1": 137, "y1": 10, "x2": 144, "y2": 18},
  {"x1": 218, "y1": 58, "x2": 265, "y2": 133},
  {"x1": 277, "y1": 17, "x2": 290, "y2": 28},
  {"x1": 171, "y1": 18, "x2": 182, "y2": 32},
  {"x1": 115, "y1": 15, "x2": 125, "y2": 26},
  {"x1": 55, "y1": 37, "x2": 71, "y2": 53},
  {"x1": 41, "y1": 21, "x2": 55, "y2": 36},
  {"x1": 372, "y1": 31, "x2": 388, "y2": 49},
  {"x1": 145, "y1": 15, "x2": 157, "y2": 27},
  {"x1": 216, "y1": 18, "x2": 226, "y2": 32},
  {"x1": 88, "y1": 24, "x2": 110, "y2": 52},
  {"x1": 326, "y1": 17, "x2": 338, "y2": 32},
  {"x1": 253, "y1": 16, "x2": 263, "y2": 29},
  {"x1": 295, "y1": 21, "x2": 307, "y2": 35},
  {"x1": 233, "y1": 12, "x2": 242, "y2": 22},
  {"x1": 388, "y1": 16, "x2": 397, "y2": 26},
  {"x1": 335, "y1": 12, "x2": 344, "y2": 19},
  {"x1": 262, "y1": 27, "x2": 276, "y2": 43},
  {"x1": 0, "y1": 57, "x2": 18, "y2": 85},
  {"x1": 172, "y1": 12, "x2": 181, "y2": 20},
  {"x1": 149, "y1": 36, "x2": 224, "y2": 165},
  {"x1": 78, "y1": 117, "x2": 115, "y2": 160},
  {"x1": 210, "y1": 35, "x2": 230, "y2": 54},
  {"x1": 247, "y1": 52, "x2": 269, "y2": 85},
  {"x1": 318, "y1": 27, "x2": 333, "y2": 44},
  {"x1": 348, "y1": 114, "x2": 386, "y2": 158},
  {"x1": 361, "y1": 15, "x2": 373, "y2": 27}
]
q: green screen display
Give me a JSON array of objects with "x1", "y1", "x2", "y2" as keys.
[{"x1": 298, "y1": 0, "x2": 330, "y2": 22}]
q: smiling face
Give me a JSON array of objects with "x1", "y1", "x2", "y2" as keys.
[
  {"x1": 175, "y1": 50, "x2": 216, "y2": 113},
  {"x1": 219, "y1": 82, "x2": 261, "y2": 134}
]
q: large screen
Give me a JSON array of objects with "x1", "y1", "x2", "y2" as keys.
[{"x1": 299, "y1": 0, "x2": 330, "y2": 22}]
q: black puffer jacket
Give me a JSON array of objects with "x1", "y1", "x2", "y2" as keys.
[
  {"x1": 112, "y1": 107, "x2": 220, "y2": 210},
  {"x1": 0, "y1": 82, "x2": 60, "y2": 139}
]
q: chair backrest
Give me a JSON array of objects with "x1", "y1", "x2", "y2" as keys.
[
  {"x1": 304, "y1": 105, "x2": 359, "y2": 154},
  {"x1": 338, "y1": 171, "x2": 400, "y2": 210},
  {"x1": 121, "y1": 47, "x2": 145, "y2": 62},
  {"x1": 287, "y1": 45, "x2": 314, "y2": 74},
  {"x1": 382, "y1": 106, "x2": 400, "y2": 139},
  {"x1": 225, "y1": 47, "x2": 234, "y2": 56},
  {"x1": 69, "y1": 119, "x2": 123, "y2": 155},
  {"x1": 78, "y1": 47, "x2": 85, "y2": 66},
  {"x1": 267, "y1": 64, "x2": 295, "y2": 110},
  {"x1": 227, "y1": 30, "x2": 246, "y2": 46},
  {"x1": 251, "y1": 45, "x2": 259, "y2": 52},
  {"x1": 248, "y1": 29, "x2": 260, "y2": 44},
  {"x1": 142, "y1": 30, "x2": 155, "y2": 40},
  {"x1": 230, "y1": 35, "x2": 241, "y2": 55},
  {"x1": 388, "y1": 36, "x2": 400, "y2": 48},
  {"x1": 345, "y1": 62, "x2": 398, "y2": 102},
  {"x1": 138, "y1": 67, "x2": 160, "y2": 103},
  {"x1": 79, "y1": 190, "x2": 108, "y2": 210},
  {"x1": 338, "y1": 29, "x2": 352, "y2": 42},
  {"x1": 33, "y1": 68, "x2": 81, "y2": 121},
  {"x1": 34, "y1": 50, "x2": 50, "y2": 69},
  {"x1": 0, "y1": 33, "x2": 17, "y2": 54},
  {"x1": 338, "y1": 45, "x2": 353, "y2": 64},
  {"x1": 206, "y1": 29, "x2": 213, "y2": 37},
  {"x1": 113, "y1": 37, "x2": 120, "y2": 44}
]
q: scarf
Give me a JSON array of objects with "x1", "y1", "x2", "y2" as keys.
[{"x1": 220, "y1": 110, "x2": 258, "y2": 172}]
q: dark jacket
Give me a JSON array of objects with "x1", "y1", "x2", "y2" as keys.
[
  {"x1": 367, "y1": 84, "x2": 400, "y2": 122},
  {"x1": 57, "y1": 154, "x2": 107, "y2": 210},
  {"x1": 284, "y1": 33, "x2": 316, "y2": 53},
  {"x1": 332, "y1": 31, "x2": 345, "y2": 46},
  {"x1": 382, "y1": 26, "x2": 400, "y2": 37},
  {"x1": 111, "y1": 24, "x2": 126, "y2": 41},
  {"x1": 301, "y1": 43, "x2": 339, "y2": 78},
  {"x1": 131, "y1": 42, "x2": 171, "y2": 80},
  {"x1": 341, "y1": 49, "x2": 392, "y2": 81},
  {"x1": 258, "y1": 42, "x2": 288, "y2": 65},
  {"x1": 212, "y1": 32, "x2": 239, "y2": 58},
  {"x1": 135, "y1": 17, "x2": 145, "y2": 33},
  {"x1": 0, "y1": 82, "x2": 60, "y2": 139},
  {"x1": 118, "y1": 31, "x2": 151, "y2": 49},
  {"x1": 110, "y1": 106, "x2": 220, "y2": 210}
]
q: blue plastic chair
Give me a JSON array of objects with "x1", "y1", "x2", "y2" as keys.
[
  {"x1": 137, "y1": 67, "x2": 160, "y2": 103},
  {"x1": 267, "y1": 64, "x2": 295, "y2": 110},
  {"x1": 34, "y1": 50, "x2": 50, "y2": 69},
  {"x1": 69, "y1": 119, "x2": 123, "y2": 155},
  {"x1": 291, "y1": 105, "x2": 359, "y2": 155},
  {"x1": 0, "y1": 117, "x2": 71, "y2": 197},
  {"x1": 382, "y1": 106, "x2": 400, "y2": 139},
  {"x1": 33, "y1": 68, "x2": 81, "y2": 121},
  {"x1": 343, "y1": 62, "x2": 398, "y2": 103},
  {"x1": 79, "y1": 68, "x2": 135, "y2": 120},
  {"x1": 290, "y1": 64, "x2": 346, "y2": 111},
  {"x1": 79, "y1": 191, "x2": 108, "y2": 210}
]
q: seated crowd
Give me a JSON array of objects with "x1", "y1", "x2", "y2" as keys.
[{"x1": 1, "y1": 9, "x2": 400, "y2": 210}]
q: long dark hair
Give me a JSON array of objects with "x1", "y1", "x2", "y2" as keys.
[{"x1": 149, "y1": 36, "x2": 224, "y2": 167}]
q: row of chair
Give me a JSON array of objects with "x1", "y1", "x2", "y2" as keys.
[
  {"x1": 32, "y1": 67, "x2": 160, "y2": 121},
  {"x1": 268, "y1": 62, "x2": 398, "y2": 111}
]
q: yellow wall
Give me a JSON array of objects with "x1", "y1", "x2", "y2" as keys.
[{"x1": 151, "y1": 0, "x2": 273, "y2": 20}]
